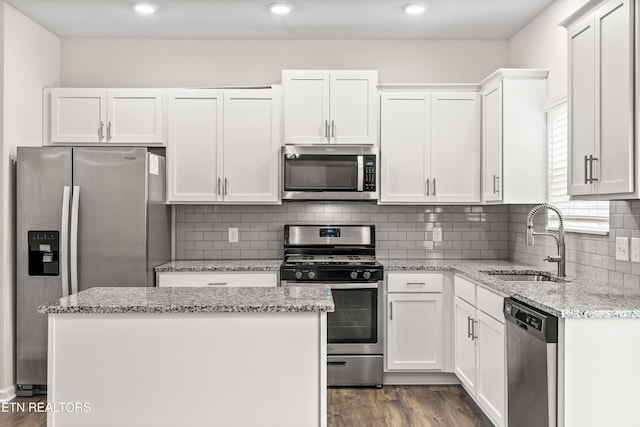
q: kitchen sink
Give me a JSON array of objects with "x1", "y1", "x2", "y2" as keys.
[{"x1": 482, "y1": 271, "x2": 561, "y2": 282}]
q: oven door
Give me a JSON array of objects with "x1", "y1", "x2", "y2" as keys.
[{"x1": 283, "y1": 281, "x2": 383, "y2": 355}]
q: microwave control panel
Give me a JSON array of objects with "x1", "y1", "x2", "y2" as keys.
[{"x1": 364, "y1": 156, "x2": 376, "y2": 191}]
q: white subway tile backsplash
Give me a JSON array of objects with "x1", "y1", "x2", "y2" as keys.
[{"x1": 175, "y1": 202, "x2": 511, "y2": 261}]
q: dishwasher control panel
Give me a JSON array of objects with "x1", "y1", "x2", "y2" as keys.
[{"x1": 504, "y1": 298, "x2": 558, "y2": 342}]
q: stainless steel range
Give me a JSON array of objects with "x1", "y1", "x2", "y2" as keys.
[{"x1": 281, "y1": 224, "x2": 384, "y2": 387}]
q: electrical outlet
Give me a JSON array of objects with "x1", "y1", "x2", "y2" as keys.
[
  {"x1": 616, "y1": 237, "x2": 629, "y2": 261},
  {"x1": 632, "y1": 238, "x2": 640, "y2": 263},
  {"x1": 433, "y1": 227, "x2": 443, "y2": 242},
  {"x1": 228, "y1": 227, "x2": 238, "y2": 243}
]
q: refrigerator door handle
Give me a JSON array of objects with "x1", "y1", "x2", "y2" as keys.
[
  {"x1": 70, "y1": 186, "x2": 80, "y2": 295},
  {"x1": 60, "y1": 186, "x2": 71, "y2": 297}
]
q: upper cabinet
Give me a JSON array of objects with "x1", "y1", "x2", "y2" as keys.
[
  {"x1": 166, "y1": 88, "x2": 281, "y2": 204},
  {"x1": 561, "y1": 0, "x2": 634, "y2": 198},
  {"x1": 45, "y1": 88, "x2": 165, "y2": 145},
  {"x1": 282, "y1": 70, "x2": 377, "y2": 145},
  {"x1": 479, "y1": 69, "x2": 548, "y2": 204},
  {"x1": 380, "y1": 90, "x2": 481, "y2": 204}
]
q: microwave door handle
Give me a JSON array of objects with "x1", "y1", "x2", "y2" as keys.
[{"x1": 357, "y1": 156, "x2": 364, "y2": 192}]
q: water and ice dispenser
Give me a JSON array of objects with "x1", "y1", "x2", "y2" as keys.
[{"x1": 28, "y1": 231, "x2": 59, "y2": 276}]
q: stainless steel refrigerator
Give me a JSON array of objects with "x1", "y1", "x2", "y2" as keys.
[{"x1": 16, "y1": 146, "x2": 171, "y2": 395}]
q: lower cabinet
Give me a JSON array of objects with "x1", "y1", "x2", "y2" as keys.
[
  {"x1": 454, "y1": 275, "x2": 506, "y2": 427},
  {"x1": 156, "y1": 271, "x2": 278, "y2": 288},
  {"x1": 386, "y1": 272, "x2": 449, "y2": 372}
]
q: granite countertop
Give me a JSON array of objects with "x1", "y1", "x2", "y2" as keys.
[
  {"x1": 381, "y1": 259, "x2": 640, "y2": 319},
  {"x1": 155, "y1": 260, "x2": 282, "y2": 273},
  {"x1": 39, "y1": 286, "x2": 334, "y2": 314}
]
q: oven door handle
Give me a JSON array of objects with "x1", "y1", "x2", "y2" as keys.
[{"x1": 282, "y1": 281, "x2": 379, "y2": 290}]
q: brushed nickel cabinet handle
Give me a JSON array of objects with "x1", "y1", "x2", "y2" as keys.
[
  {"x1": 207, "y1": 282, "x2": 228, "y2": 286},
  {"x1": 432, "y1": 178, "x2": 436, "y2": 196},
  {"x1": 584, "y1": 155, "x2": 589, "y2": 184},
  {"x1": 98, "y1": 121, "x2": 104, "y2": 141}
]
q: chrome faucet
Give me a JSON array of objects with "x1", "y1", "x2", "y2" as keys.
[{"x1": 526, "y1": 203, "x2": 566, "y2": 277}]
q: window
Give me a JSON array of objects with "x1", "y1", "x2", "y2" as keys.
[{"x1": 546, "y1": 97, "x2": 609, "y2": 234}]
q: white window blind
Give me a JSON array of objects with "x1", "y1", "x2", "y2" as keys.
[{"x1": 546, "y1": 98, "x2": 609, "y2": 234}]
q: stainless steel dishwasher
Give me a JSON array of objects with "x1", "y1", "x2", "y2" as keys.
[{"x1": 504, "y1": 298, "x2": 558, "y2": 427}]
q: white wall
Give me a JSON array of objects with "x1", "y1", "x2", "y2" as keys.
[
  {"x1": 60, "y1": 39, "x2": 509, "y2": 87},
  {"x1": 508, "y1": 0, "x2": 590, "y2": 98},
  {"x1": 0, "y1": 2, "x2": 60, "y2": 400}
]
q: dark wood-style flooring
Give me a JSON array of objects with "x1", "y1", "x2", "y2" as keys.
[{"x1": 0, "y1": 385, "x2": 493, "y2": 427}]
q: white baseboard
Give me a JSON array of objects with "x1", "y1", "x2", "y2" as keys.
[
  {"x1": 383, "y1": 371, "x2": 460, "y2": 385},
  {"x1": 0, "y1": 385, "x2": 16, "y2": 402}
]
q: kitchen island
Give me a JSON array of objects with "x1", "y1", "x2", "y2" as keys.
[{"x1": 39, "y1": 286, "x2": 334, "y2": 427}]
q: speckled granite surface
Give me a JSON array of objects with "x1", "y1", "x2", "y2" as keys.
[
  {"x1": 381, "y1": 259, "x2": 640, "y2": 319},
  {"x1": 39, "y1": 286, "x2": 334, "y2": 314},
  {"x1": 155, "y1": 260, "x2": 282, "y2": 272}
]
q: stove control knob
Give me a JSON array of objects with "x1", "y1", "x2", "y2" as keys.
[
  {"x1": 350, "y1": 271, "x2": 358, "y2": 280},
  {"x1": 308, "y1": 271, "x2": 316, "y2": 280},
  {"x1": 363, "y1": 271, "x2": 372, "y2": 280},
  {"x1": 294, "y1": 270, "x2": 303, "y2": 280}
]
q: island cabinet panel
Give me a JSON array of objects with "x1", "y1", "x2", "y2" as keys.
[
  {"x1": 47, "y1": 312, "x2": 327, "y2": 427},
  {"x1": 156, "y1": 271, "x2": 278, "y2": 288},
  {"x1": 453, "y1": 275, "x2": 506, "y2": 427}
]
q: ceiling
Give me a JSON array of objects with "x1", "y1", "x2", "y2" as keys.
[{"x1": 5, "y1": 0, "x2": 555, "y2": 40}]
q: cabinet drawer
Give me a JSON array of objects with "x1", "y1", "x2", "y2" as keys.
[
  {"x1": 476, "y1": 286, "x2": 505, "y2": 324},
  {"x1": 387, "y1": 272, "x2": 443, "y2": 293},
  {"x1": 454, "y1": 276, "x2": 476, "y2": 305},
  {"x1": 157, "y1": 272, "x2": 278, "y2": 288}
]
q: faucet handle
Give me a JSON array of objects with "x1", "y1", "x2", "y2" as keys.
[{"x1": 544, "y1": 255, "x2": 561, "y2": 263}]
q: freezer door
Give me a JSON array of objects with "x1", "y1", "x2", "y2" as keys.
[
  {"x1": 73, "y1": 147, "x2": 149, "y2": 289},
  {"x1": 16, "y1": 147, "x2": 72, "y2": 387}
]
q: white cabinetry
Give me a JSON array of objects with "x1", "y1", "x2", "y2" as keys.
[
  {"x1": 46, "y1": 88, "x2": 164, "y2": 145},
  {"x1": 156, "y1": 271, "x2": 278, "y2": 288},
  {"x1": 386, "y1": 272, "x2": 450, "y2": 372},
  {"x1": 479, "y1": 69, "x2": 548, "y2": 204},
  {"x1": 166, "y1": 88, "x2": 281, "y2": 204},
  {"x1": 454, "y1": 275, "x2": 506, "y2": 427},
  {"x1": 562, "y1": 0, "x2": 634, "y2": 198},
  {"x1": 380, "y1": 91, "x2": 480, "y2": 204},
  {"x1": 282, "y1": 70, "x2": 377, "y2": 145}
]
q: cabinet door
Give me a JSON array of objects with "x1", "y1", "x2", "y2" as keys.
[
  {"x1": 329, "y1": 71, "x2": 377, "y2": 145},
  {"x1": 567, "y1": 15, "x2": 596, "y2": 196},
  {"x1": 482, "y1": 81, "x2": 503, "y2": 202},
  {"x1": 380, "y1": 92, "x2": 429, "y2": 203},
  {"x1": 282, "y1": 70, "x2": 330, "y2": 144},
  {"x1": 167, "y1": 90, "x2": 223, "y2": 203},
  {"x1": 454, "y1": 296, "x2": 476, "y2": 394},
  {"x1": 594, "y1": 0, "x2": 633, "y2": 195},
  {"x1": 430, "y1": 92, "x2": 481, "y2": 203},
  {"x1": 49, "y1": 89, "x2": 107, "y2": 144},
  {"x1": 222, "y1": 90, "x2": 281, "y2": 203},
  {"x1": 387, "y1": 293, "x2": 443, "y2": 371},
  {"x1": 476, "y1": 311, "x2": 506, "y2": 427},
  {"x1": 106, "y1": 90, "x2": 164, "y2": 144}
]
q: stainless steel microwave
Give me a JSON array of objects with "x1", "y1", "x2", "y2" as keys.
[{"x1": 282, "y1": 145, "x2": 378, "y2": 201}]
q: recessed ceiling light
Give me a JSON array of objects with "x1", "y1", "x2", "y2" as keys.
[
  {"x1": 403, "y1": 3, "x2": 428, "y2": 15},
  {"x1": 132, "y1": 2, "x2": 158, "y2": 15},
  {"x1": 269, "y1": 3, "x2": 293, "y2": 15}
]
